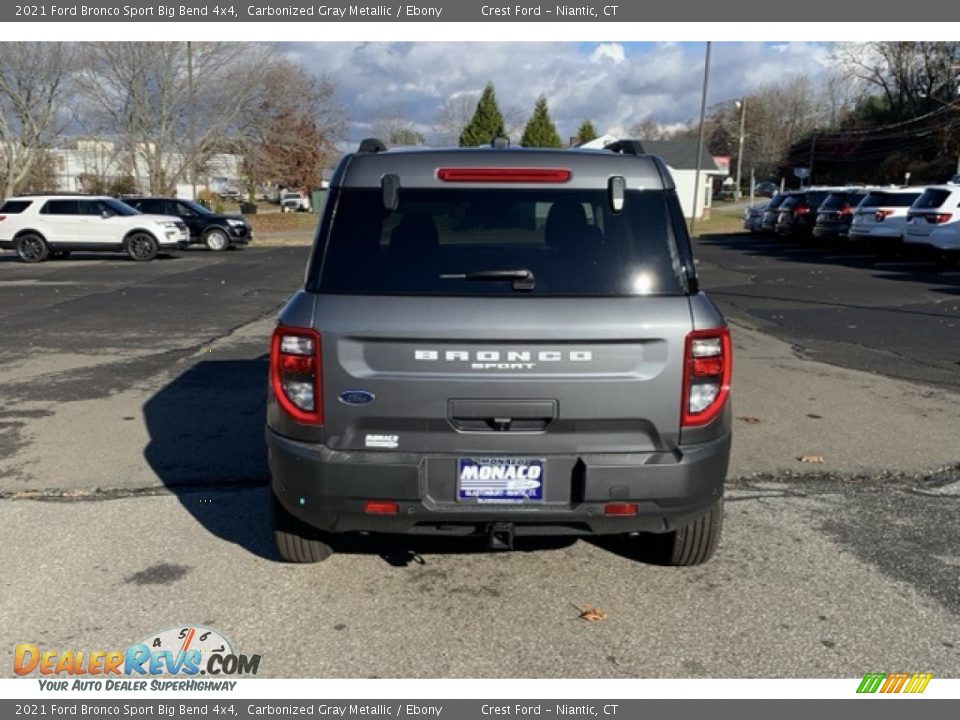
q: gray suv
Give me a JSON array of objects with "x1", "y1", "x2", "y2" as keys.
[{"x1": 266, "y1": 138, "x2": 732, "y2": 565}]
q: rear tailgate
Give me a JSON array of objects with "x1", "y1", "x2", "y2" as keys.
[{"x1": 314, "y1": 294, "x2": 692, "y2": 455}]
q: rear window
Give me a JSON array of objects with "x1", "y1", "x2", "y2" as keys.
[
  {"x1": 861, "y1": 191, "x2": 921, "y2": 208},
  {"x1": 767, "y1": 194, "x2": 789, "y2": 210},
  {"x1": 820, "y1": 193, "x2": 851, "y2": 210},
  {"x1": 913, "y1": 189, "x2": 952, "y2": 209},
  {"x1": 0, "y1": 200, "x2": 32, "y2": 214},
  {"x1": 313, "y1": 188, "x2": 686, "y2": 297}
]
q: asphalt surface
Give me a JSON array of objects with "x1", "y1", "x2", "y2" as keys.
[
  {"x1": 0, "y1": 243, "x2": 958, "y2": 678},
  {"x1": 696, "y1": 231, "x2": 960, "y2": 390}
]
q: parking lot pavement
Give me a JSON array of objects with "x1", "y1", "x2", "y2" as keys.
[
  {"x1": 1, "y1": 243, "x2": 958, "y2": 678},
  {"x1": 0, "y1": 477, "x2": 957, "y2": 678},
  {"x1": 696, "y1": 232, "x2": 960, "y2": 391}
]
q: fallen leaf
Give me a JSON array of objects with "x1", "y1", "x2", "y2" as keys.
[
  {"x1": 799, "y1": 455, "x2": 824, "y2": 464},
  {"x1": 578, "y1": 605, "x2": 607, "y2": 622},
  {"x1": 737, "y1": 416, "x2": 762, "y2": 424}
]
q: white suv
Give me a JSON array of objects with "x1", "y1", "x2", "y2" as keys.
[
  {"x1": 848, "y1": 187, "x2": 924, "y2": 250},
  {"x1": 902, "y1": 185, "x2": 960, "y2": 258},
  {"x1": 0, "y1": 195, "x2": 189, "y2": 263}
]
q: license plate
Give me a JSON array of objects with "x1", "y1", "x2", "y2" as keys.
[{"x1": 457, "y1": 457, "x2": 544, "y2": 503}]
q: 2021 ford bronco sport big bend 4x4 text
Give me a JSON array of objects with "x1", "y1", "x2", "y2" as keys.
[{"x1": 266, "y1": 138, "x2": 732, "y2": 565}]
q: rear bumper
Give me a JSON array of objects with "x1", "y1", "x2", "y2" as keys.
[
  {"x1": 266, "y1": 429, "x2": 730, "y2": 536},
  {"x1": 812, "y1": 222, "x2": 850, "y2": 238}
]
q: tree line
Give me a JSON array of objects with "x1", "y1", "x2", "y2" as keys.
[{"x1": 0, "y1": 42, "x2": 346, "y2": 199}]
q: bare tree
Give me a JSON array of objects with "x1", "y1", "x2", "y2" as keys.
[
  {"x1": 629, "y1": 116, "x2": 689, "y2": 141},
  {"x1": 370, "y1": 106, "x2": 424, "y2": 147},
  {"x1": 833, "y1": 42, "x2": 960, "y2": 120},
  {"x1": 238, "y1": 59, "x2": 345, "y2": 190},
  {"x1": 432, "y1": 93, "x2": 479, "y2": 146},
  {"x1": 0, "y1": 43, "x2": 74, "y2": 198},
  {"x1": 76, "y1": 42, "x2": 271, "y2": 195}
]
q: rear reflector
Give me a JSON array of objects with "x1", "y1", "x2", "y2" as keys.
[
  {"x1": 270, "y1": 325, "x2": 323, "y2": 425},
  {"x1": 682, "y1": 327, "x2": 732, "y2": 428},
  {"x1": 436, "y1": 167, "x2": 571, "y2": 183},
  {"x1": 364, "y1": 501, "x2": 399, "y2": 515},
  {"x1": 604, "y1": 502, "x2": 638, "y2": 517}
]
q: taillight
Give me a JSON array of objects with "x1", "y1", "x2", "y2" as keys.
[
  {"x1": 270, "y1": 325, "x2": 323, "y2": 425},
  {"x1": 681, "y1": 328, "x2": 732, "y2": 428},
  {"x1": 436, "y1": 168, "x2": 571, "y2": 183},
  {"x1": 929, "y1": 213, "x2": 953, "y2": 224},
  {"x1": 0, "y1": 215, "x2": 6, "y2": 222},
  {"x1": 793, "y1": 205, "x2": 811, "y2": 216},
  {"x1": 838, "y1": 205, "x2": 854, "y2": 216},
  {"x1": 875, "y1": 209, "x2": 893, "y2": 222}
]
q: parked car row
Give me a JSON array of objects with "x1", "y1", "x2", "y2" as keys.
[
  {"x1": 0, "y1": 194, "x2": 253, "y2": 263},
  {"x1": 743, "y1": 184, "x2": 960, "y2": 262}
]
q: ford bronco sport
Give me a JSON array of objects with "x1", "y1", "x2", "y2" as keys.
[{"x1": 266, "y1": 138, "x2": 732, "y2": 565}]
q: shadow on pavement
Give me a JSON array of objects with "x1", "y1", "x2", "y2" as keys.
[
  {"x1": 143, "y1": 357, "x2": 275, "y2": 560},
  {"x1": 143, "y1": 358, "x2": 576, "y2": 565},
  {"x1": 699, "y1": 232, "x2": 960, "y2": 295}
]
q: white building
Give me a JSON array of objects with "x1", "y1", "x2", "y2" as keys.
[
  {"x1": 580, "y1": 135, "x2": 726, "y2": 219},
  {"x1": 47, "y1": 139, "x2": 244, "y2": 198}
]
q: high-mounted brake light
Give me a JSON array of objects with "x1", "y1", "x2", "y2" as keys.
[
  {"x1": 875, "y1": 209, "x2": 893, "y2": 222},
  {"x1": 681, "y1": 327, "x2": 732, "y2": 428},
  {"x1": 436, "y1": 168, "x2": 571, "y2": 183},
  {"x1": 270, "y1": 325, "x2": 323, "y2": 425}
]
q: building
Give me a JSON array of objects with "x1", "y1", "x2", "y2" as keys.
[
  {"x1": 46, "y1": 139, "x2": 244, "y2": 198},
  {"x1": 580, "y1": 135, "x2": 726, "y2": 219}
]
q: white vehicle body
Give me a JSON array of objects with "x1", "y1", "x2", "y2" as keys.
[
  {"x1": 848, "y1": 188, "x2": 925, "y2": 242},
  {"x1": 901, "y1": 186, "x2": 960, "y2": 252},
  {"x1": 280, "y1": 191, "x2": 310, "y2": 212}
]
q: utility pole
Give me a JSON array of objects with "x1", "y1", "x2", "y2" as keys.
[
  {"x1": 187, "y1": 41, "x2": 196, "y2": 200},
  {"x1": 689, "y1": 41, "x2": 711, "y2": 239},
  {"x1": 749, "y1": 167, "x2": 755, "y2": 207},
  {"x1": 735, "y1": 97, "x2": 746, "y2": 201}
]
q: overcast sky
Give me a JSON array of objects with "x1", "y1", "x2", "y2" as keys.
[{"x1": 282, "y1": 41, "x2": 833, "y2": 144}]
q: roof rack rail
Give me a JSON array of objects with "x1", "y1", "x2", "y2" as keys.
[
  {"x1": 358, "y1": 138, "x2": 388, "y2": 153},
  {"x1": 604, "y1": 139, "x2": 646, "y2": 156}
]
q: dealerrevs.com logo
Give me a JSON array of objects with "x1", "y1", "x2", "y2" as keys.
[{"x1": 15, "y1": 626, "x2": 260, "y2": 691}]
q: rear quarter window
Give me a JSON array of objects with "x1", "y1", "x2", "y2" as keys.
[
  {"x1": 913, "y1": 189, "x2": 951, "y2": 209},
  {"x1": 312, "y1": 187, "x2": 687, "y2": 297},
  {"x1": 0, "y1": 200, "x2": 33, "y2": 214}
]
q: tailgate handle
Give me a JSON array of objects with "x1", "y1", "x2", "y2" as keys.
[{"x1": 448, "y1": 399, "x2": 557, "y2": 432}]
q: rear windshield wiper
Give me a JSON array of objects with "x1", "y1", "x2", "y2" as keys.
[{"x1": 440, "y1": 268, "x2": 535, "y2": 291}]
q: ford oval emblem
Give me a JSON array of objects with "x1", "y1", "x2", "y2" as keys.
[{"x1": 338, "y1": 389, "x2": 376, "y2": 406}]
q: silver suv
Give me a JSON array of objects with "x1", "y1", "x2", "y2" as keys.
[
  {"x1": 0, "y1": 195, "x2": 188, "y2": 262},
  {"x1": 266, "y1": 139, "x2": 732, "y2": 565}
]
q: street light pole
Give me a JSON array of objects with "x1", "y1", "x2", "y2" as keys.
[
  {"x1": 735, "y1": 97, "x2": 746, "y2": 201},
  {"x1": 689, "y1": 41, "x2": 711, "y2": 239}
]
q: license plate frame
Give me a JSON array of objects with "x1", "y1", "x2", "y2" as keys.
[{"x1": 456, "y1": 457, "x2": 545, "y2": 503}]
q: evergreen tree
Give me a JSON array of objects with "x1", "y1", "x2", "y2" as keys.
[
  {"x1": 459, "y1": 83, "x2": 506, "y2": 146},
  {"x1": 576, "y1": 119, "x2": 598, "y2": 145},
  {"x1": 520, "y1": 96, "x2": 563, "y2": 148}
]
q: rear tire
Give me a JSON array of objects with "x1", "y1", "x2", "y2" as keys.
[
  {"x1": 272, "y1": 490, "x2": 334, "y2": 563},
  {"x1": 125, "y1": 232, "x2": 158, "y2": 262},
  {"x1": 647, "y1": 500, "x2": 724, "y2": 566},
  {"x1": 15, "y1": 233, "x2": 49, "y2": 263}
]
